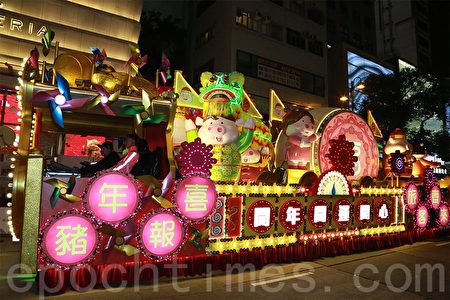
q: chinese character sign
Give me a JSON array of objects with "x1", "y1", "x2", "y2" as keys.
[
  {"x1": 87, "y1": 173, "x2": 138, "y2": 223},
  {"x1": 279, "y1": 199, "x2": 304, "y2": 231},
  {"x1": 246, "y1": 199, "x2": 275, "y2": 234},
  {"x1": 43, "y1": 215, "x2": 97, "y2": 266},
  {"x1": 332, "y1": 199, "x2": 352, "y2": 227},
  {"x1": 438, "y1": 205, "x2": 449, "y2": 227},
  {"x1": 404, "y1": 183, "x2": 419, "y2": 210},
  {"x1": 430, "y1": 185, "x2": 442, "y2": 210},
  {"x1": 140, "y1": 213, "x2": 184, "y2": 257},
  {"x1": 416, "y1": 206, "x2": 429, "y2": 229},
  {"x1": 307, "y1": 199, "x2": 329, "y2": 228},
  {"x1": 175, "y1": 176, "x2": 217, "y2": 220}
]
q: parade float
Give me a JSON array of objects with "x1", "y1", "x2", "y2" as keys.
[{"x1": 8, "y1": 39, "x2": 449, "y2": 293}]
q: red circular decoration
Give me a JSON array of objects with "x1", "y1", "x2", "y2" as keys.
[
  {"x1": 415, "y1": 205, "x2": 429, "y2": 229},
  {"x1": 317, "y1": 111, "x2": 378, "y2": 181},
  {"x1": 374, "y1": 198, "x2": 391, "y2": 225},
  {"x1": 355, "y1": 199, "x2": 372, "y2": 226},
  {"x1": 246, "y1": 200, "x2": 275, "y2": 234},
  {"x1": 325, "y1": 135, "x2": 358, "y2": 176},
  {"x1": 279, "y1": 199, "x2": 304, "y2": 231},
  {"x1": 307, "y1": 199, "x2": 329, "y2": 229},
  {"x1": 332, "y1": 199, "x2": 353, "y2": 227}
]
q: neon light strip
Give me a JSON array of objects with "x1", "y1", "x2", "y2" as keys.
[
  {"x1": 360, "y1": 186, "x2": 403, "y2": 195},
  {"x1": 215, "y1": 183, "x2": 297, "y2": 195}
]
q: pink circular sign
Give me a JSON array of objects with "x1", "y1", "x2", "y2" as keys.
[
  {"x1": 416, "y1": 206, "x2": 429, "y2": 229},
  {"x1": 438, "y1": 205, "x2": 449, "y2": 227},
  {"x1": 140, "y1": 212, "x2": 184, "y2": 257},
  {"x1": 86, "y1": 172, "x2": 138, "y2": 223},
  {"x1": 404, "y1": 183, "x2": 419, "y2": 211},
  {"x1": 429, "y1": 185, "x2": 442, "y2": 210},
  {"x1": 175, "y1": 176, "x2": 217, "y2": 220},
  {"x1": 43, "y1": 215, "x2": 97, "y2": 266},
  {"x1": 317, "y1": 111, "x2": 378, "y2": 181}
]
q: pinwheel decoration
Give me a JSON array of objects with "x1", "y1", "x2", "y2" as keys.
[
  {"x1": 100, "y1": 224, "x2": 140, "y2": 256},
  {"x1": 160, "y1": 52, "x2": 172, "y2": 84},
  {"x1": 45, "y1": 176, "x2": 81, "y2": 208},
  {"x1": 188, "y1": 227, "x2": 209, "y2": 250},
  {"x1": 125, "y1": 44, "x2": 148, "y2": 73},
  {"x1": 91, "y1": 47, "x2": 107, "y2": 65},
  {"x1": 137, "y1": 172, "x2": 174, "y2": 209},
  {"x1": 41, "y1": 27, "x2": 55, "y2": 57},
  {"x1": 30, "y1": 72, "x2": 90, "y2": 128},
  {"x1": 389, "y1": 150, "x2": 405, "y2": 176},
  {"x1": 23, "y1": 47, "x2": 39, "y2": 80},
  {"x1": 84, "y1": 84, "x2": 120, "y2": 116},
  {"x1": 120, "y1": 90, "x2": 166, "y2": 124}
]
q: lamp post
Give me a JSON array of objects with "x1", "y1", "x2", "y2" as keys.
[{"x1": 340, "y1": 77, "x2": 365, "y2": 111}]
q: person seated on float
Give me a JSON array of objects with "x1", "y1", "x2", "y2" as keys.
[
  {"x1": 113, "y1": 134, "x2": 140, "y2": 174},
  {"x1": 79, "y1": 141, "x2": 120, "y2": 177}
]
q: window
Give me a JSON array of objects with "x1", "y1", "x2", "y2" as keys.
[
  {"x1": 418, "y1": 53, "x2": 429, "y2": 65},
  {"x1": 196, "y1": 0, "x2": 215, "y2": 17},
  {"x1": 307, "y1": 7, "x2": 324, "y2": 25},
  {"x1": 417, "y1": 35, "x2": 429, "y2": 49},
  {"x1": 236, "y1": 50, "x2": 325, "y2": 97},
  {"x1": 288, "y1": 0, "x2": 306, "y2": 16},
  {"x1": 236, "y1": 9, "x2": 283, "y2": 41},
  {"x1": 417, "y1": 19, "x2": 428, "y2": 32},
  {"x1": 308, "y1": 39, "x2": 323, "y2": 57},
  {"x1": 196, "y1": 27, "x2": 214, "y2": 48},
  {"x1": 286, "y1": 28, "x2": 306, "y2": 49}
]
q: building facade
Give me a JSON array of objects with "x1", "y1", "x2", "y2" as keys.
[
  {"x1": 188, "y1": 0, "x2": 328, "y2": 115},
  {"x1": 375, "y1": 0, "x2": 432, "y2": 69}
]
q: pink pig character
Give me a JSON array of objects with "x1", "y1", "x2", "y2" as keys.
[{"x1": 276, "y1": 109, "x2": 319, "y2": 169}]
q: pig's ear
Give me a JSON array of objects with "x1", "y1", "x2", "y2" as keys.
[{"x1": 195, "y1": 116, "x2": 204, "y2": 126}]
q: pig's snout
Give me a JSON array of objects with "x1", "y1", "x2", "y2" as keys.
[{"x1": 208, "y1": 125, "x2": 225, "y2": 135}]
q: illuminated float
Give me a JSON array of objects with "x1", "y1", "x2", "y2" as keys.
[{"x1": 9, "y1": 39, "x2": 448, "y2": 293}]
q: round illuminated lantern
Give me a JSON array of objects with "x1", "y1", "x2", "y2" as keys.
[
  {"x1": 375, "y1": 198, "x2": 391, "y2": 225},
  {"x1": 41, "y1": 212, "x2": 99, "y2": 267},
  {"x1": 415, "y1": 205, "x2": 429, "y2": 229},
  {"x1": 85, "y1": 172, "x2": 139, "y2": 224},
  {"x1": 308, "y1": 199, "x2": 329, "y2": 229},
  {"x1": 138, "y1": 211, "x2": 185, "y2": 259},
  {"x1": 174, "y1": 176, "x2": 217, "y2": 221},
  {"x1": 332, "y1": 199, "x2": 352, "y2": 227},
  {"x1": 403, "y1": 182, "x2": 419, "y2": 211},
  {"x1": 279, "y1": 199, "x2": 304, "y2": 231},
  {"x1": 246, "y1": 200, "x2": 275, "y2": 234},
  {"x1": 437, "y1": 204, "x2": 449, "y2": 227},
  {"x1": 311, "y1": 109, "x2": 379, "y2": 181},
  {"x1": 355, "y1": 199, "x2": 372, "y2": 226},
  {"x1": 428, "y1": 183, "x2": 442, "y2": 210}
]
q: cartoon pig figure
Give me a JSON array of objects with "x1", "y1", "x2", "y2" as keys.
[
  {"x1": 241, "y1": 147, "x2": 261, "y2": 164},
  {"x1": 276, "y1": 109, "x2": 319, "y2": 170},
  {"x1": 186, "y1": 116, "x2": 254, "y2": 181}
]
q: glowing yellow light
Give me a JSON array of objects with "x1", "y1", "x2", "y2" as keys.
[
  {"x1": 8, "y1": 172, "x2": 13, "y2": 178},
  {"x1": 340, "y1": 95, "x2": 349, "y2": 102},
  {"x1": 6, "y1": 193, "x2": 12, "y2": 198},
  {"x1": 7, "y1": 210, "x2": 11, "y2": 215}
]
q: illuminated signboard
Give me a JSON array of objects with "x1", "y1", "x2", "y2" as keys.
[
  {"x1": 246, "y1": 199, "x2": 275, "y2": 234},
  {"x1": 139, "y1": 212, "x2": 185, "y2": 258},
  {"x1": 279, "y1": 199, "x2": 304, "y2": 231},
  {"x1": 404, "y1": 182, "x2": 419, "y2": 211},
  {"x1": 0, "y1": 13, "x2": 48, "y2": 38},
  {"x1": 318, "y1": 112, "x2": 379, "y2": 181},
  {"x1": 332, "y1": 199, "x2": 352, "y2": 227},
  {"x1": 175, "y1": 176, "x2": 217, "y2": 221},
  {"x1": 308, "y1": 199, "x2": 328, "y2": 229},
  {"x1": 355, "y1": 199, "x2": 371, "y2": 226},
  {"x1": 438, "y1": 205, "x2": 449, "y2": 227},
  {"x1": 375, "y1": 199, "x2": 391, "y2": 225},
  {"x1": 416, "y1": 205, "x2": 429, "y2": 229},
  {"x1": 85, "y1": 172, "x2": 139, "y2": 224},
  {"x1": 42, "y1": 214, "x2": 98, "y2": 266},
  {"x1": 429, "y1": 185, "x2": 442, "y2": 210}
]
